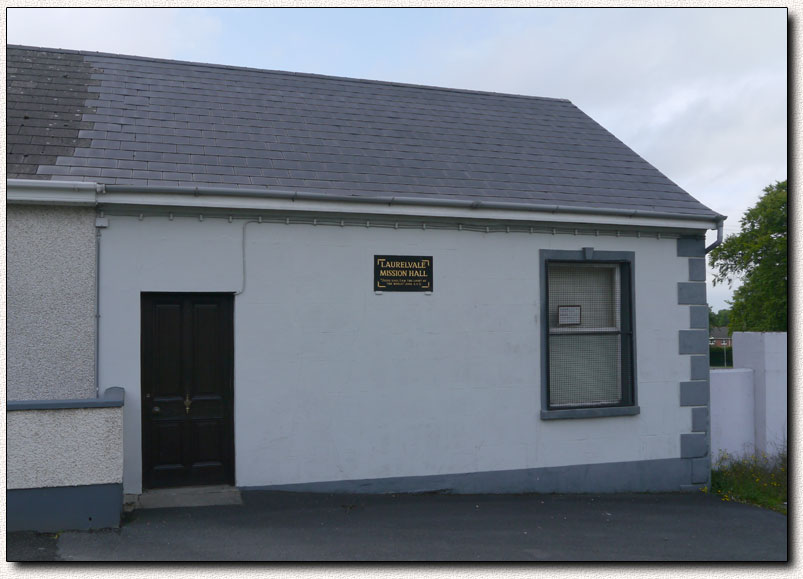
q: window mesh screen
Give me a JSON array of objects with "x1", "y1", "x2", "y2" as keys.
[
  {"x1": 547, "y1": 263, "x2": 628, "y2": 408},
  {"x1": 549, "y1": 335, "x2": 621, "y2": 406},
  {"x1": 547, "y1": 264, "x2": 619, "y2": 330}
]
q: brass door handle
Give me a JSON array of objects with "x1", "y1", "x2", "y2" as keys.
[{"x1": 184, "y1": 395, "x2": 192, "y2": 415}]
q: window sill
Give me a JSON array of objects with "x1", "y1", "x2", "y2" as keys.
[
  {"x1": 540, "y1": 406, "x2": 640, "y2": 420},
  {"x1": 549, "y1": 326, "x2": 619, "y2": 334}
]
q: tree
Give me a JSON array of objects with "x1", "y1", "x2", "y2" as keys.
[
  {"x1": 708, "y1": 307, "x2": 731, "y2": 328},
  {"x1": 708, "y1": 180, "x2": 787, "y2": 332}
]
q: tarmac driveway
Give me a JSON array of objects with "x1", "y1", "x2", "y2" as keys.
[{"x1": 8, "y1": 491, "x2": 787, "y2": 561}]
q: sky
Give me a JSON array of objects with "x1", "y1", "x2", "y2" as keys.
[{"x1": 6, "y1": 6, "x2": 788, "y2": 311}]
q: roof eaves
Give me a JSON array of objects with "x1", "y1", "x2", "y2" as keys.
[{"x1": 97, "y1": 182, "x2": 724, "y2": 224}]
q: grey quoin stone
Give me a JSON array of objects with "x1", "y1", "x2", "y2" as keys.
[
  {"x1": 678, "y1": 282, "x2": 707, "y2": 305},
  {"x1": 677, "y1": 237, "x2": 706, "y2": 257},
  {"x1": 692, "y1": 407, "x2": 709, "y2": 433},
  {"x1": 680, "y1": 381, "x2": 710, "y2": 406},
  {"x1": 688, "y1": 258, "x2": 706, "y2": 281},
  {"x1": 690, "y1": 355, "x2": 710, "y2": 380},
  {"x1": 681, "y1": 433, "x2": 708, "y2": 458},
  {"x1": 679, "y1": 330, "x2": 709, "y2": 354},
  {"x1": 689, "y1": 305, "x2": 709, "y2": 329},
  {"x1": 691, "y1": 458, "x2": 711, "y2": 484}
]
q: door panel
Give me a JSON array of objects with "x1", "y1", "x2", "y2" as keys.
[
  {"x1": 192, "y1": 303, "x2": 221, "y2": 396},
  {"x1": 141, "y1": 293, "x2": 234, "y2": 489},
  {"x1": 154, "y1": 422, "x2": 183, "y2": 463},
  {"x1": 153, "y1": 302, "x2": 182, "y2": 398},
  {"x1": 192, "y1": 420, "x2": 223, "y2": 460}
]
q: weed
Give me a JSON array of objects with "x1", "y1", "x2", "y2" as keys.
[{"x1": 710, "y1": 447, "x2": 787, "y2": 515}]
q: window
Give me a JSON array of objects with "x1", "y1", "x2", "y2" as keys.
[{"x1": 540, "y1": 249, "x2": 638, "y2": 419}]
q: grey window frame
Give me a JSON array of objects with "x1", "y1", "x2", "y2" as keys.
[{"x1": 539, "y1": 248, "x2": 639, "y2": 420}]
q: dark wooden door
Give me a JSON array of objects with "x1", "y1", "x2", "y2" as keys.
[{"x1": 141, "y1": 293, "x2": 234, "y2": 489}]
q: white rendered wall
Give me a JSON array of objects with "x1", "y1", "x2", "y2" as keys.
[
  {"x1": 98, "y1": 214, "x2": 694, "y2": 494},
  {"x1": 710, "y1": 368, "x2": 756, "y2": 459},
  {"x1": 7, "y1": 407, "x2": 123, "y2": 489}
]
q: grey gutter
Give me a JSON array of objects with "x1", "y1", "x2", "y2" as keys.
[
  {"x1": 8, "y1": 387, "x2": 125, "y2": 411},
  {"x1": 705, "y1": 218, "x2": 726, "y2": 253},
  {"x1": 101, "y1": 184, "x2": 725, "y2": 224},
  {"x1": 6, "y1": 179, "x2": 98, "y2": 205}
]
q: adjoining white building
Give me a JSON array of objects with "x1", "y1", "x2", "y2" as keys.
[{"x1": 7, "y1": 46, "x2": 723, "y2": 531}]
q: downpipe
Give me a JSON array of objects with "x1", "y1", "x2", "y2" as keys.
[
  {"x1": 94, "y1": 184, "x2": 107, "y2": 397},
  {"x1": 95, "y1": 223, "x2": 100, "y2": 396},
  {"x1": 705, "y1": 218, "x2": 725, "y2": 254}
]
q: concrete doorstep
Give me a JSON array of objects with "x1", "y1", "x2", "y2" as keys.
[{"x1": 129, "y1": 485, "x2": 243, "y2": 510}]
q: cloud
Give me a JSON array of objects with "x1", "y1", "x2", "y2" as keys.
[{"x1": 7, "y1": 7, "x2": 222, "y2": 61}]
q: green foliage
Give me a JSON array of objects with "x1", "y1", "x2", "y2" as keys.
[
  {"x1": 708, "y1": 307, "x2": 731, "y2": 328},
  {"x1": 710, "y1": 447, "x2": 787, "y2": 515},
  {"x1": 709, "y1": 180, "x2": 787, "y2": 332},
  {"x1": 709, "y1": 345, "x2": 733, "y2": 367}
]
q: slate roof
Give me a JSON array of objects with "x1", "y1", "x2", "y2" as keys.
[
  {"x1": 710, "y1": 326, "x2": 731, "y2": 340},
  {"x1": 7, "y1": 45, "x2": 719, "y2": 219}
]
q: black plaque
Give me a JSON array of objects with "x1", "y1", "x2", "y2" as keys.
[{"x1": 374, "y1": 255, "x2": 433, "y2": 292}]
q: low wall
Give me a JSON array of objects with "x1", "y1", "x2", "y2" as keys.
[
  {"x1": 710, "y1": 368, "x2": 755, "y2": 458},
  {"x1": 7, "y1": 387, "x2": 125, "y2": 531},
  {"x1": 710, "y1": 332, "x2": 787, "y2": 463}
]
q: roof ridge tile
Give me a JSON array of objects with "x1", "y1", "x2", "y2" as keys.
[{"x1": 8, "y1": 44, "x2": 571, "y2": 105}]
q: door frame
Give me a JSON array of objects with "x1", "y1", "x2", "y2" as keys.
[{"x1": 140, "y1": 292, "x2": 235, "y2": 490}]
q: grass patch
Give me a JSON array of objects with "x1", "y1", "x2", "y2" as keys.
[{"x1": 709, "y1": 447, "x2": 787, "y2": 514}]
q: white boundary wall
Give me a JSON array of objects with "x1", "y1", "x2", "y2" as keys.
[
  {"x1": 710, "y1": 332, "x2": 787, "y2": 460},
  {"x1": 710, "y1": 368, "x2": 755, "y2": 458}
]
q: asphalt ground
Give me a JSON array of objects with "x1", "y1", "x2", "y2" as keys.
[{"x1": 6, "y1": 491, "x2": 788, "y2": 562}]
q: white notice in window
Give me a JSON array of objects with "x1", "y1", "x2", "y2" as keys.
[{"x1": 558, "y1": 305, "x2": 581, "y2": 325}]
